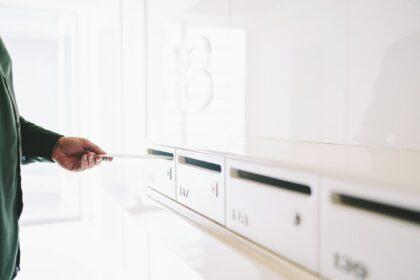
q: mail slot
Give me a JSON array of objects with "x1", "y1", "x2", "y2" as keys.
[
  {"x1": 320, "y1": 178, "x2": 420, "y2": 280},
  {"x1": 145, "y1": 145, "x2": 176, "y2": 200},
  {"x1": 176, "y1": 150, "x2": 225, "y2": 225},
  {"x1": 226, "y1": 159, "x2": 319, "y2": 272}
]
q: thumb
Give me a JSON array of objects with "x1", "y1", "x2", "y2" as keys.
[{"x1": 82, "y1": 139, "x2": 106, "y2": 155}]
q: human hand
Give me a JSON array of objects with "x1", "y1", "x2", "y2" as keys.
[{"x1": 52, "y1": 137, "x2": 107, "y2": 171}]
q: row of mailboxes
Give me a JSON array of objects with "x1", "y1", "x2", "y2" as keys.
[{"x1": 145, "y1": 144, "x2": 420, "y2": 279}]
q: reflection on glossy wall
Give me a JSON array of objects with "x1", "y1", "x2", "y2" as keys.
[{"x1": 147, "y1": 0, "x2": 420, "y2": 152}]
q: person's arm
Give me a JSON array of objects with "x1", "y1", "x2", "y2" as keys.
[
  {"x1": 20, "y1": 117, "x2": 62, "y2": 163},
  {"x1": 20, "y1": 116, "x2": 106, "y2": 171}
]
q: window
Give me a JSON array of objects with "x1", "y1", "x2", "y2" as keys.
[{"x1": 0, "y1": 7, "x2": 80, "y2": 223}]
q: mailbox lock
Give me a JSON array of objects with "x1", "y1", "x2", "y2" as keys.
[
  {"x1": 210, "y1": 181, "x2": 218, "y2": 197},
  {"x1": 166, "y1": 167, "x2": 172, "y2": 180},
  {"x1": 294, "y1": 213, "x2": 301, "y2": 226}
]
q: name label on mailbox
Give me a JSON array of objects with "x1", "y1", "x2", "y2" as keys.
[
  {"x1": 232, "y1": 209, "x2": 249, "y2": 226},
  {"x1": 334, "y1": 252, "x2": 368, "y2": 280},
  {"x1": 179, "y1": 187, "x2": 189, "y2": 198}
]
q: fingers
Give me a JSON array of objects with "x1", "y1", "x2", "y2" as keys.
[
  {"x1": 82, "y1": 139, "x2": 106, "y2": 155},
  {"x1": 87, "y1": 153, "x2": 95, "y2": 168},
  {"x1": 56, "y1": 137, "x2": 106, "y2": 172},
  {"x1": 79, "y1": 152, "x2": 103, "y2": 171},
  {"x1": 80, "y1": 154, "x2": 89, "y2": 171},
  {"x1": 77, "y1": 139, "x2": 106, "y2": 172},
  {"x1": 94, "y1": 154, "x2": 103, "y2": 164}
]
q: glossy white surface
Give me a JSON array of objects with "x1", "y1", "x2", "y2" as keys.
[
  {"x1": 142, "y1": 0, "x2": 420, "y2": 279},
  {"x1": 231, "y1": 0, "x2": 420, "y2": 150},
  {"x1": 226, "y1": 159, "x2": 319, "y2": 272},
  {"x1": 142, "y1": 189, "x2": 318, "y2": 280},
  {"x1": 230, "y1": 138, "x2": 420, "y2": 195},
  {"x1": 100, "y1": 176, "x2": 319, "y2": 280},
  {"x1": 176, "y1": 149, "x2": 225, "y2": 224},
  {"x1": 140, "y1": 144, "x2": 420, "y2": 279},
  {"x1": 147, "y1": 0, "x2": 420, "y2": 151},
  {"x1": 320, "y1": 177, "x2": 420, "y2": 280}
]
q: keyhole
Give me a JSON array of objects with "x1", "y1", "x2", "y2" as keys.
[{"x1": 294, "y1": 213, "x2": 301, "y2": 226}]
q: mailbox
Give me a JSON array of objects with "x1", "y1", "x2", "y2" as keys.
[
  {"x1": 226, "y1": 159, "x2": 319, "y2": 272},
  {"x1": 176, "y1": 149, "x2": 225, "y2": 225}
]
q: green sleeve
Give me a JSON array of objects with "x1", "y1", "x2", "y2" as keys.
[{"x1": 19, "y1": 116, "x2": 63, "y2": 163}]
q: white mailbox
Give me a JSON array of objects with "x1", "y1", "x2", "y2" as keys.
[
  {"x1": 226, "y1": 159, "x2": 319, "y2": 272},
  {"x1": 145, "y1": 145, "x2": 176, "y2": 200},
  {"x1": 320, "y1": 178, "x2": 420, "y2": 280},
  {"x1": 176, "y1": 150, "x2": 225, "y2": 225}
]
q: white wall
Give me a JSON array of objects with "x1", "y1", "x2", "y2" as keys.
[{"x1": 145, "y1": 0, "x2": 420, "y2": 152}]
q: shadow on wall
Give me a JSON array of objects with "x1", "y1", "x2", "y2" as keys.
[{"x1": 359, "y1": 30, "x2": 420, "y2": 150}]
